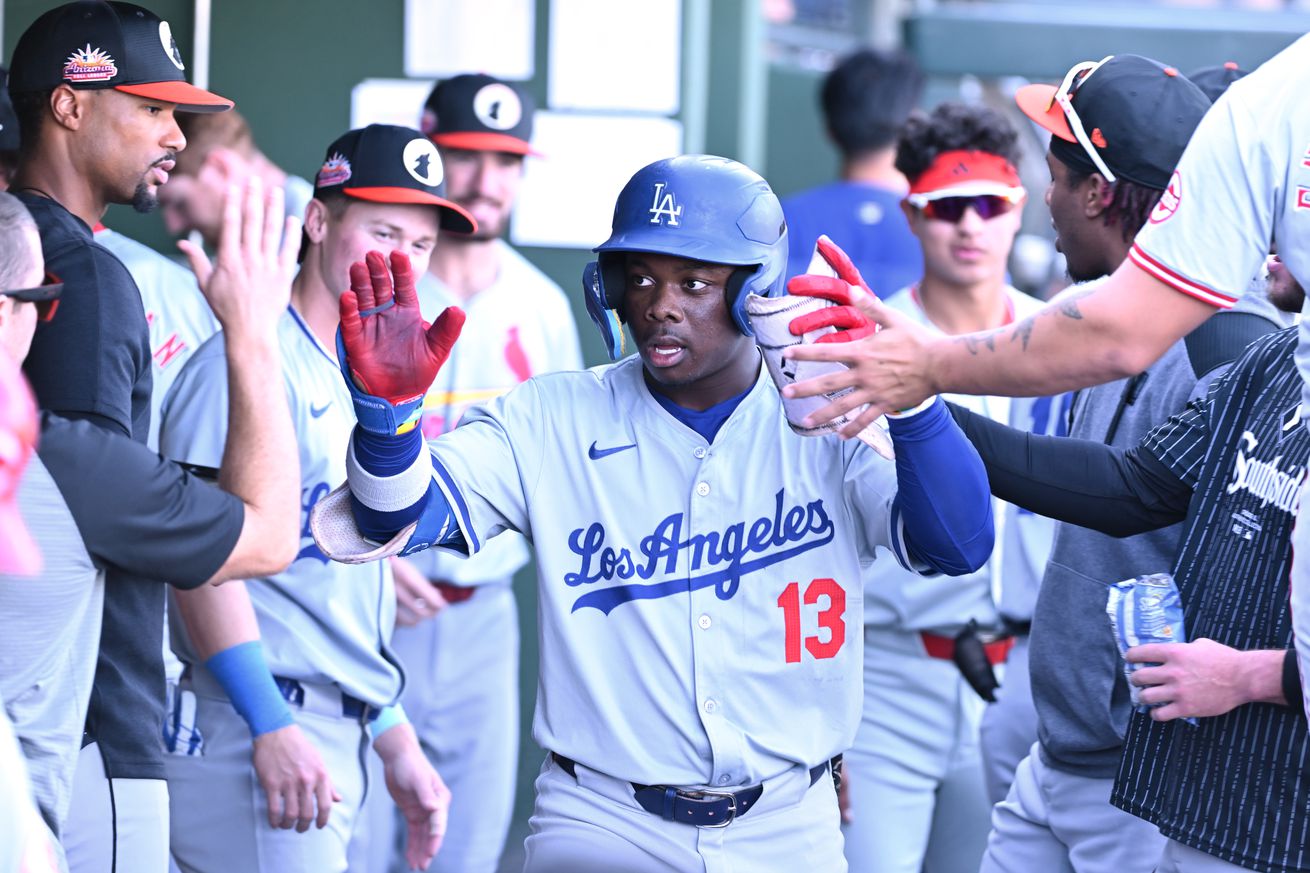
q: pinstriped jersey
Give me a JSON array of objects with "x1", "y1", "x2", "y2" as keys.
[{"x1": 1112, "y1": 328, "x2": 1309, "y2": 872}]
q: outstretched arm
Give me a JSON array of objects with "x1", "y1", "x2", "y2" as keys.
[
  {"x1": 946, "y1": 402, "x2": 1192, "y2": 537},
  {"x1": 782, "y1": 258, "x2": 1218, "y2": 437}
]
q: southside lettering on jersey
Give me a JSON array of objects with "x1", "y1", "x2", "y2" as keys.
[
  {"x1": 1226, "y1": 429, "x2": 1304, "y2": 514},
  {"x1": 566, "y1": 489, "x2": 834, "y2": 613}
]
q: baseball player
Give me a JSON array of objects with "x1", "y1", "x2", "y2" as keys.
[
  {"x1": 841, "y1": 101, "x2": 1064, "y2": 873},
  {"x1": 0, "y1": 175, "x2": 303, "y2": 872},
  {"x1": 310, "y1": 153, "x2": 996, "y2": 872},
  {"x1": 4, "y1": 3, "x2": 238, "y2": 869},
  {"x1": 782, "y1": 47, "x2": 924, "y2": 294},
  {"x1": 358, "y1": 74, "x2": 583, "y2": 873},
  {"x1": 160, "y1": 124, "x2": 470, "y2": 873},
  {"x1": 160, "y1": 108, "x2": 315, "y2": 250},
  {"x1": 949, "y1": 298, "x2": 1308, "y2": 872},
  {"x1": 778, "y1": 33, "x2": 1310, "y2": 865}
]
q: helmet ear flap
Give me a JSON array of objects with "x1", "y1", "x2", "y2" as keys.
[
  {"x1": 726, "y1": 268, "x2": 754, "y2": 336},
  {"x1": 582, "y1": 260, "x2": 626, "y2": 361}
]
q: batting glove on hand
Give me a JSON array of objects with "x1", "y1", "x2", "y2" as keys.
[
  {"x1": 337, "y1": 250, "x2": 465, "y2": 435},
  {"x1": 786, "y1": 236, "x2": 878, "y2": 343}
]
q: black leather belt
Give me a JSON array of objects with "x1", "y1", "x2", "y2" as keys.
[{"x1": 551, "y1": 752, "x2": 834, "y2": 828}]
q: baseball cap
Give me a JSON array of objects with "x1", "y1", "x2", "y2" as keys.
[
  {"x1": 8, "y1": 1, "x2": 232, "y2": 113},
  {"x1": 1187, "y1": 61, "x2": 1248, "y2": 103},
  {"x1": 421, "y1": 74, "x2": 540, "y2": 157},
  {"x1": 313, "y1": 124, "x2": 476, "y2": 234},
  {"x1": 0, "y1": 68, "x2": 19, "y2": 152},
  {"x1": 1015, "y1": 54, "x2": 1210, "y2": 190},
  {"x1": 0, "y1": 351, "x2": 40, "y2": 576}
]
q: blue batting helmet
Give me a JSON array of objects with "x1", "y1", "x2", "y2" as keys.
[{"x1": 583, "y1": 154, "x2": 788, "y2": 360}]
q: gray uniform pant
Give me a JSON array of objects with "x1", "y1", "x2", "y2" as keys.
[
  {"x1": 979, "y1": 634, "x2": 1037, "y2": 805},
  {"x1": 352, "y1": 582, "x2": 519, "y2": 873},
  {"x1": 524, "y1": 754, "x2": 845, "y2": 873},
  {"x1": 1157, "y1": 839, "x2": 1260, "y2": 872},
  {"x1": 63, "y1": 742, "x2": 169, "y2": 873},
  {"x1": 980, "y1": 742, "x2": 1164, "y2": 873},
  {"x1": 165, "y1": 680, "x2": 370, "y2": 873},
  {"x1": 843, "y1": 626, "x2": 992, "y2": 873}
]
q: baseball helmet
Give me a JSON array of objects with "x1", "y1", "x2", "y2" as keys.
[{"x1": 583, "y1": 154, "x2": 788, "y2": 360}]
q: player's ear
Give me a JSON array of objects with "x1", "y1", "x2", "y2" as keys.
[
  {"x1": 303, "y1": 198, "x2": 331, "y2": 246},
  {"x1": 1084, "y1": 174, "x2": 1113, "y2": 219},
  {"x1": 48, "y1": 85, "x2": 84, "y2": 132}
]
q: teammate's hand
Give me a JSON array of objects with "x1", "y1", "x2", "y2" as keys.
[
  {"x1": 837, "y1": 763, "x2": 852, "y2": 824},
  {"x1": 787, "y1": 237, "x2": 877, "y2": 344},
  {"x1": 390, "y1": 557, "x2": 447, "y2": 628},
  {"x1": 779, "y1": 241, "x2": 938, "y2": 437},
  {"x1": 339, "y1": 250, "x2": 465, "y2": 403},
  {"x1": 1126, "y1": 639, "x2": 1274, "y2": 721},
  {"x1": 375, "y1": 723, "x2": 451, "y2": 870},
  {"x1": 251, "y1": 723, "x2": 341, "y2": 832},
  {"x1": 179, "y1": 177, "x2": 300, "y2": 336}
]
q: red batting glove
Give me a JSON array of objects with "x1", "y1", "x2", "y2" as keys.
[
  {"x1": 338, "y1": 250, "x2": 465, "y2": 402},
  {"x1": 785, "y1": 237, "x2": 877, "y2": 344}
]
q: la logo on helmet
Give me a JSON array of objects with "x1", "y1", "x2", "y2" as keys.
[{"x1": 648, "y1": 182, "x2": 682, "y2": 226}]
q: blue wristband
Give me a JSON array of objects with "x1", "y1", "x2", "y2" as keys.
[
  {"x1": 204, "y1": 641, "x2": 295, "y2": 738},
  {"x1": 369, "y1": 703, "x2": 409, "y2": 740}
]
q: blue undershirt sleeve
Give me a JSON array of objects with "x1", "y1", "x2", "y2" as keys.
[{"x1": 886, "y1": 398, "x2": 994, "y2": 575}]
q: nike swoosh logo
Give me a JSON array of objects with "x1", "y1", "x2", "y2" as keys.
[
  {"x1": 588, "y1": 441, "x2": 637, "y2": 460},
  {"x1": 310, "y1": 402, "x2": 332, "y2": 419}
]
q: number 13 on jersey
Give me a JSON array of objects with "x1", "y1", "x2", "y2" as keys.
[{"x1": 777, "y1": 578, "x2": 846, "y2": 664}]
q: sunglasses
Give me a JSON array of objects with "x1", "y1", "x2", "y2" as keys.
[
  {"x1": 0, "y1": 272, "x2": 63, "y2": 322},
  {"x1": 1051, "y1": 56, "x2": 1118, "y2": 183},
  {"x1": 918, "y1": 194, "x2": 1019, "y2": 224}
]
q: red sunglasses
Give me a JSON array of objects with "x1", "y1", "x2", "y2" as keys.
[
  {"x1": 919, "y1": 195, "x2": 1019, "y2": 224},
  {"x1": 1, "y1": 272, "x2": 62, "y2": 322}
]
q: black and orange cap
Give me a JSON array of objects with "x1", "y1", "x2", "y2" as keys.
[
  {"x1": 313, "y1": 124, "x2": 476, "y2": 234},
  {"x1": 421, "y1": 74, "x2": 541, "y2": 157},
  {"x1": 8, "y1": 1, "x2": 232, "y2": 113},
  {"x1": 1187, "y1": 61, "x2": 1248, "y2": 103},
  {"x1": 1015, "y1": 54, "x2": 1210, "y2": 190}
]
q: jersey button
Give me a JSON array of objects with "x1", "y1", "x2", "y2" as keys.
[
  {"x1": 693, "y1": 446, "x2": 707, "y2": 459},
  {"x1": 703, "y1": 698, "x2": 717, "y2": 714},
  {"x1": 718, "y1": 775, "x2": 732, "y2": 786},
  {"x1": 697, "y1": 614, "x2": 712, "y2": 630},
  {"x1": 696, "y1": 482, "x2": 710, "y2": 497}
]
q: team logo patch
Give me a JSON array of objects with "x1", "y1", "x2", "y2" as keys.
[
  {"x1": 1149, "y1": 170, "x2": 1182, "y2": 224},
  {"x1": 472, "y1": 83, "x2": 522, "y2": 131},
  {"x1": 63, "y1": 45, "x2": 118, "y2": 83},
  {"x1": 1296, "y1": 186, "x2": 1310, "y2": 211},
  {"x1": 403, "y1": 138, "x2": 443, "y2": 187},
  {"x1": 648, "y1": 182, "x2": 682, "y2": 226},
  {"x1": 419, "y1": 108, "x2": 438, "y2": 137},
  {"x1": 159, "y1": 20, "x2": 184, "y2": 71},
  {"x1": 317, "y1": 153, "x2": 352, "y2": 187}
]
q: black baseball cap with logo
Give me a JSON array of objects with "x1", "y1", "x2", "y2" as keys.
[
  {"x1": 8, "y1": 0, "x2": 232, "y2": 113},
  {"x1": 312, "y1": 124, "x2": 476, "y2": 234},
  {"x1": 421, "y1": 74, "x2": 540, "y2": 157},
  {"x1": 1015, "y1": 54, "x2": 1209, "y2": 190},
  {"x1": 1187, "y1": 61, "x2": 1248, "y2": 103}
]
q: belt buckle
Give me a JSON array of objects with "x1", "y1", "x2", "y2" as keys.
[{"x1": 687, "y1": 789, "x2": 737, "y2": 828}]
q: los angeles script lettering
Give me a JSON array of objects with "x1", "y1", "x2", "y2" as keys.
[{"x1": 565, "y1": 489, "x2": 835, "y2": 614}]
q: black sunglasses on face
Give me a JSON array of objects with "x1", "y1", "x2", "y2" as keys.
[
  {"x1": 919, "y1": 195, "x2": 1019, "y2": 224},
  {"x1": 1, "y1": 272, "x2": 63, "y2": 322}
]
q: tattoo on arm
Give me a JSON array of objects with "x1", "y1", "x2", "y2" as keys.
[{"x1": 953, "y1": 286, "x2": 1094, "y2": 356}]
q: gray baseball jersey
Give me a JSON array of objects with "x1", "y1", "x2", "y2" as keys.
[
  {"x1": 1124, "y1": 32, "x2": 1310, "y2": 722},
  {"x1": 421, "y1": 357, "x2": 913, "y2": 788},
  {"x1": 409, "y1": 241, "x2": 583, "y2": 585},
  {"x1": 159, "y1": 307, "x2": 400, "y2": 707}
]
